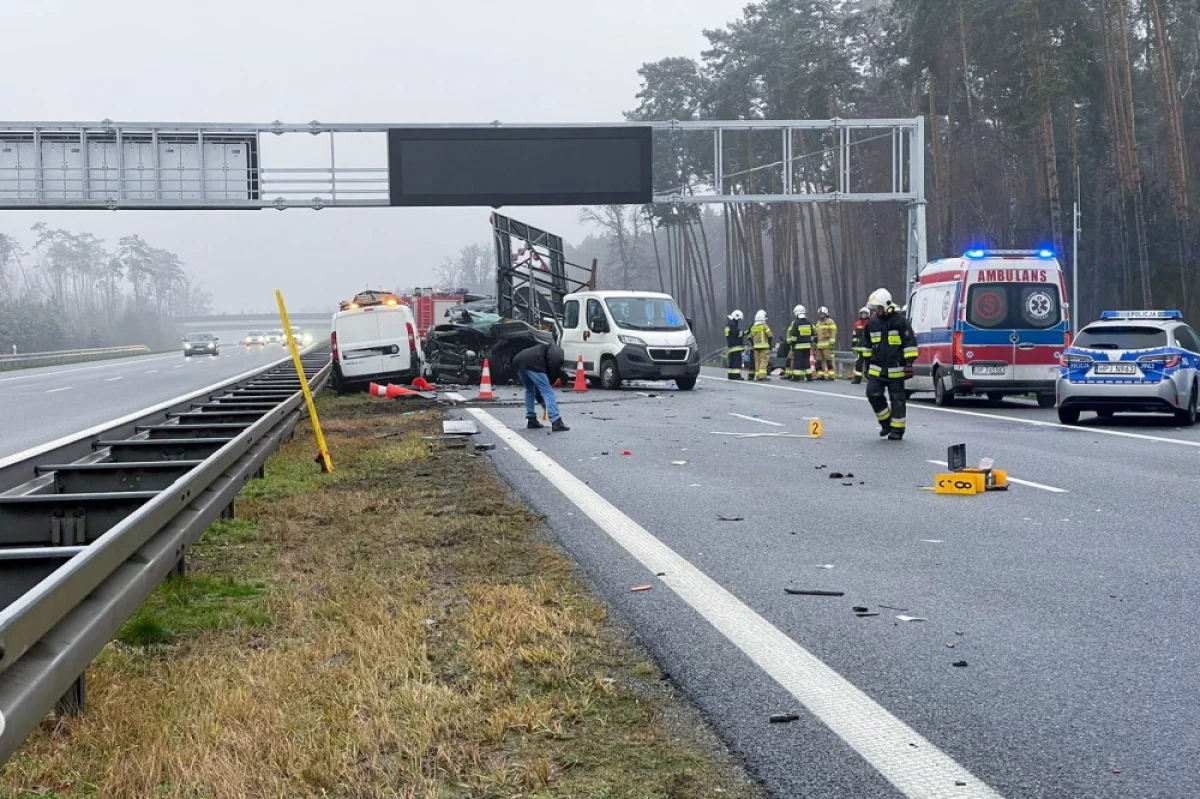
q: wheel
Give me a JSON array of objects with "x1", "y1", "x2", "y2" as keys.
[
  {"x1": 599, "y1": 357, "x2": 622, "y2": 390},
  {"x1": 675, "y1": 375, "x2": 697, "y2": 391},
  {"x1": 987, "y1": 392, "x2": 1005, "y2": 404},
  {"x1": 331, "y1": 367, "x2": 346, "y2": 397},
  {"x1": 1175, "y1": 384, "x2": 1198, "y2": 426},
  {"x1": 933, "y1": 368, "x2": 955, "y2": 406},
  {"x1": 1036, "y1": 393, "x2": 1056, "y2": 408},
  {"x1": 1057, "y1": 406, "x2": 1080, "y2": 425}
]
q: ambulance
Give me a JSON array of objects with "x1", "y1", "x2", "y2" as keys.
[{"x1": 906, "y1": 249, "x2": 1070, "y2": 407}]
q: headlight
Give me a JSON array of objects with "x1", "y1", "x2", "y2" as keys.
[
  {"x1": 685, "y1": 335, "x2": 697, "y2": 348},
  {"x1": 618, "y1": 334, "x2": 647, "y2": 346}
]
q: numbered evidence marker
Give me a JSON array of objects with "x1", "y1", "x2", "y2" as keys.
[
  {"x1": 807, "y1": 419, "x2": 824, "y2": 439},
  {"x1": 934, "y1": 472, "x2": 985, "y2": 495}
]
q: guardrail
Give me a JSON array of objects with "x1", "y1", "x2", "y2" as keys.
[
  {"x1": 0, "y1": 346, "x2": 151, "y2": 371},
  {"x1": 0, "y1": 346, "x2": 331, "y2": 766}
]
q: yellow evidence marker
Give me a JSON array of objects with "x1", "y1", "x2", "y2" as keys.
[{"x1": 807, "y1": 419, "x2": 824, "y2": 439}]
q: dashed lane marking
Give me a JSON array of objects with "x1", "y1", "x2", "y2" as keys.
[
  {"x1": 701, "y1": 375, "x2": 1200, "y2": 450},
  {"x1": 927, "y1": 460, "x2": 1068, "y2": 493},
  {"x1": 469, "y1": 406, "x2": 1004, "y2": 799},
  {"x1": 105, "y1": 377, "x2": 123, "y2": 382},
  {"x1": 45, "y1": 386, "x2": 73, "y2": 394},
  {"x1": 728, "y1": 412, "x2": 784, "y2": 427}
]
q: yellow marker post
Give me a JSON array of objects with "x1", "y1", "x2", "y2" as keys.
[
  {"x1": 807, "y1": 419, "x2": 824, "y2": 439},
  {"x1": 276, "y1": 289, "x2": 333, "y2": 473}
]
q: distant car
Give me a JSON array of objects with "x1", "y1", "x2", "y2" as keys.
[
  {"x1": 1057, "y1": 310, "x2": 1200, "y2": 426},
  {"x1": 183, "y1": 333, "x2": 220, "y2": 357},
  {"x1": 245, "y1": 330, "x2": 267, "y2": 346},
  {"x1": 266, "y1": 329, "x2": 284, "y2": 344},
  {"x1": 288, "y1": 326, "x2": 314, "y2": 347}
]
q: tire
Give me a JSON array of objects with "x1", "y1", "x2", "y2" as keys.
[
  {"x1": 1057, "y1": 406, "x2": 1080, "y2": 425},
  {"x1": 332, "y1": 366, "x2": 346, "y2": 397},
  {"x1": 599, "y1": 357, "x2": 622, "y2": 390},
  {"x1": 987, "y1": 392, "x2": 1005, "y2": 404},
  {"x1": 933, "y1": 368, "x2": 955, "y2": 406},
  {"x1": 1036, "y1": 393, "x2": 1056, "y2": 408},
  {"x1": 675, "y1": 375, "x2": 697, "y2": 391},
  {"x1": 1175, "y1": 384, "x2": 1198, "y2": 426}
]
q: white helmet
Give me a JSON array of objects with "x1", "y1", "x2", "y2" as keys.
[
  {"x1": 818, "y1": 306, "x2": 830, "y2": 316},
  {"x1": 859, "y1": 306, "x2": 871, "y2": 316},
  {"x1": 793, "y1": 304, "x2": 806, "y2": 318},
  {"x1": 728, "y1": 309, "x2": 743, "y2": 322},
  {"x1": 867, "y1": 288, "x2": 892, "y2": 308},
  {"x1": 754, "y1": 309, "x2": 767, "y2": 324}
]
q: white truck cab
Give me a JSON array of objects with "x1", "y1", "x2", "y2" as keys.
[
  {"x1": 330, "y1": 291, "x2": 424, "y2": 395},
  {"x1": 558, "y1": 290, "x2": 699, "y2": 390}
]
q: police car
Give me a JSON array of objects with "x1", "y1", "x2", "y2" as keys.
[{"x1": 1057, "y1": 310, "x2": 1200, "y2": 426}]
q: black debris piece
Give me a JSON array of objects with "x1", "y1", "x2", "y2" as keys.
[
  {"x1": 717, "y1": 514, "x2": 744, "y2": 522},
  {"x1": 856, "y1": 612, "x2": 881, "y2": 618},
  {"x1": 769, "y1": 713, "x2": 801, "y2": 723},
  {"x1": 852, "y1": 606, "x2": 869, "y2": 613},
  {"x1": 845, "y1": 473, "x2": 855, "y2": 478},
  {"x1": 842, "y1": 482, "x2": 854, "y2": 487},
  {"x1": 474, "y1": 443, "x2": 496, "y2": 451},
  {"x1": 784, "y1": 589, "x2": 845, "y2": 597},
  {"x1": 952, "y1": 660, "x2": 968, "y2": 668},
  {"x1": 828, "y1": 472, "x2": 844, "y2": 479}
]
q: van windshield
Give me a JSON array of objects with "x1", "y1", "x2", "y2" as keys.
[
  {"x1": 604, "y1": 297, "x2": 688, "y2": 331},
  {"x1": 1074, "y1": 326, "x2": 1167, "y2": 350},
  {"x1": 966, "y1": 283, "x2": 1061, "y2": 330}
]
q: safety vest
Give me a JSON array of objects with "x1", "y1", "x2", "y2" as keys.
[
  {"x1": 866, "y1": 307, "x2": 918, "y2": 379},
  {"x1": 787, "y1": 318, "x2": 814, "y2": 349},
  {"x1": 816, "y1": 317, "x2": 838, "y2": 349},
  {"x1": 748, "y1": 323, "x2": 773, "y2": 350}
]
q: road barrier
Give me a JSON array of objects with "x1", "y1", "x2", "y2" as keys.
[
  {"x1": 0, "y1": 346, "x2": 331, "y2": 767},
  {"x1": 0, "y1": 346, "x2": 151, "y2": 371}
]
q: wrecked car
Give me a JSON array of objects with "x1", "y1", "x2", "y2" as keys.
[{"x1": 424, "y1": 307, "x2": 555, "y2": 385}]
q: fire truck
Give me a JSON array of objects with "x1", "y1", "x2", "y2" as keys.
[{"x1": 400, "y1": 288, "x2": 485, "y2": 338}]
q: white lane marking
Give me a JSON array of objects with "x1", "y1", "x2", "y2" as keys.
[
  {"x1": 0, "y1": 352, "x2": 177, "y2": 384},
  {"x1": 701, "y1": 375, "x2": 1200, "y2": 449},
  {"x1": 0, "y1": 349, "x2": 308, "y2": 470},
  {"x1": 144, "y1": 370, "x2": 159, "y2": 374},
  {"x1": 927, "y1": 460, "x2": 1068, "y2": 493},
  {"x1": 45, "y1": 386, "x2": 73, "y2": 394},
  {"x1": 469, "y1": 407, "x2": 1002, "y2": 798},
  {"x1": 710, "y1": 431, "x2": 809, "y2": 439},
  {"x1": 445, "y1": 391, "x2": 467, "y2": 402},
  {"x1": 728, "y1": 412, "x2": 784, "y2": 427},
  {"x1": 173, "y1": 364, "x2": 184, "y2": 369},
  {"x1": 105, "y1": 376, "x2": 123, "y2": 382}
]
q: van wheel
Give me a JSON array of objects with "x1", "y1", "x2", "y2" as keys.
[
  {"x1": 933, "y1": 369, "x2": 955, "y2": 406},
  {"x1": 1057, "y1": 407, "x2": 1080, "y2": 425},
  {"x1": 987, "y1": 392, "x2": 1004, "y2": 404},
  {"x1": 1036, "y1": 393, "x2": 1056, "y2": 408},
  {"x1": 675, "y1": 375, "x2": 697, "y2": 391},
  {"x1": 1175, "y1": 384, "x2": 1198, "y2": 426},
  {"x1": 599, "y1": 357, "x2": 622, "y2": 390},
  {"x1": 331, "y1": 367, "x2": 346, "y2": 397}
]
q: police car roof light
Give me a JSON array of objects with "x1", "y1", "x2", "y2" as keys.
[{"x1": 1099, "y1": 310, "x2": 1183, "y2": 320}]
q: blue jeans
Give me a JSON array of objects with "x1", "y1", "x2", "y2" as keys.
[{"x1": 517, "y1": 369, "x2": 561, "y2": 422}]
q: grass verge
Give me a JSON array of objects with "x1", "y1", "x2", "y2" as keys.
[{"x1": 1, "y1": 394, "x2": 763, "y2": 799}]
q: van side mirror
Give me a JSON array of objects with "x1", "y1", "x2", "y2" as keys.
[
  {"x1": 589, "y1": 315, "x2": 608, "y2": 334},
  {"x1": 685, "y1": 317, "x2": 694, "y2": 330}
]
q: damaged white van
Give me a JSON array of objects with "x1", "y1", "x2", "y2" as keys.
[{"x1": 558, "y1": 290, "x2": 700, "y2": 390}]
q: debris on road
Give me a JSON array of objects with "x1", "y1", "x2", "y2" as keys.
[
  {"x1": 671, "y1": 460, "x2": 688, "y2": 466},
  {"x1": 952, "y1": 660, "x2": 968, "y2": 668},
  {"x1": 443, "y1": 420, "x2": 478, "y2": 435},
  {"x1": 852, "y1": 606, "x2": 869, "y2": 613},
  {"x1": 946, "y1": 642, "x2": 956, "y2": 648},
  {"x1": 829, "y1": 472, "x2": 844, "y2": 479},
  {"x1": 717, "y1": 514, "x2": 744, "y2": 522},
  {"x1": 473, "y1": 442, "x2": 496, "y2": 451},
  {"x1": 784, "y1": 589, "x2": 845, "y2": 597},
  {"x1": 769, "y1": 713, "x2": 800, "y2": 723},
  {"x1": 920, "y1": 539, "x2": 944, "y2": 543},
  {"x1": 631, "y1": 585, "x2": 654, "y2": 593},
  {"x1": 816, "y1": 564, "x2": 835, "y2": 569},
  {"x1": 621, "y1": 450, "x2": 632, "y2": 456},
  {"x1": 856, "y1": 612, "x2": 880, "y2": 618},
  {"x1": 895, "y1": 615, "x2": 927, "y2": 622},
  {"x1": 841, "y1": 482, "x2": 854, "y2": 487}
]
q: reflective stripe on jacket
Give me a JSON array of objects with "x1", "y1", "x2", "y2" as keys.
[
  {"x1": 749, "y1": 323, "x2": 773, "y2": 350},
  {"x1": 724, "y1": 322, "x2": 746, "y2": 350},
  {"x1": 786, "y1": 319, "x2": 815, "y2": 349},
  {"x1": 816, "y1": 318, "x2": 837, "y2": 349},
  {"x1": 866, "y1": 307, "x2": 918, "y2": 374}
]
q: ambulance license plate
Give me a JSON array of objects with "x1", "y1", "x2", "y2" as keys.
[
  {"x1": 972, "y1": 366, "x2": 1006, "y2": 376},
  {"x1": 1094, "y1": 363, "x2": 1137, "y2": 375}
]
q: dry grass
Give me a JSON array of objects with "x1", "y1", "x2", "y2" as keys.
[{"x1": 1, "y1": 395, "x2": 762, "y2": 799}]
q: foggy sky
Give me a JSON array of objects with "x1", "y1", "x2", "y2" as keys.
[{"x1": 1, "y1": 0, "x2": 744, "y2": 313}]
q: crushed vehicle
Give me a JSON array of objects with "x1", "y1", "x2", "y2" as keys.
[{"x1": 424, "y1": 305, "x2": 554, "y2": 385}]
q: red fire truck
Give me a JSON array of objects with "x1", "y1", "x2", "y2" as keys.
[{"x1": 398, "y1": 288, "x2": 472, "y2": 338}]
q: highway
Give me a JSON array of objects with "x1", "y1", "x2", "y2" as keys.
[
  {"x1": 0, "y1": 345, "x2": 296, "y2": 462},
  {"x1": 467, "y1": 369, "x2": 1200, "y2": 799}
]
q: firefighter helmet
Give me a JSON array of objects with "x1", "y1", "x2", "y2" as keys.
[
  {"x1": 728, "y1": 309, "x2": 744, "y2": 321},
  {"x1": 867, "y1": 288, "x2": 893, "y2": 308},
  {"x1": 754, "y1": 309, "x2": 767, "y2": 324},
  {"x1": 793, "y1": 304, "x2": 806, "y2": 318}
]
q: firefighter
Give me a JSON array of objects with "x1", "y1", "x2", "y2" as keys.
[
  {"x1": 785, "y1": 305, "x2": 815, "y2": 382},
  {"x1": 815, "y1": 307, "x2": 838, "y2": 380},
  {"x1": 748, "y1": 309, "x2": 773, "y2": 381},
  {"x1": 724, "y1": 310, "x2": 748, "y2": 379},
  {"x1": 864, "y1": 289, "x2": 918, "y2": 441},
  {"x1": 850, "y1": 306, "x2": 871, "y2": 384}
]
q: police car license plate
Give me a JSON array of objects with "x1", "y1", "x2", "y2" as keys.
[
  {"x1": 1094, "y1": 363, "x2": 1137, "y2": 375},
  {"x1": 972, "y1": 366, "x2": 1006, "y2": 376}
]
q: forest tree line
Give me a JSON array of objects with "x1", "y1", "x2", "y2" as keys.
[
  {"x1": 551, "y1": 0, "x2": 1200, "y2": 352},
  {"x1": 0, "y1": 225, "x2": 211, "y2": 353}
]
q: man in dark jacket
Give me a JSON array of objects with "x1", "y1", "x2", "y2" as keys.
[
  {"x1": 513, "y1": 342, "x2": 569, "y2": 431},
  {"x1": 864, "y1": 288, "x2": 918, "y2": 441}
]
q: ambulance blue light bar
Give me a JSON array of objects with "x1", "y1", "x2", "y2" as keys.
[
  {"x1": 1100, "y1": 310, "x2": 1183, "y2": 320},
  {"x1": 963, "y1": 248, "x2": 1057, "y2": 260}
]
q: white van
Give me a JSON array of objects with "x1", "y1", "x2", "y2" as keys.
[
  {"x1": 558, "y1": 290, "x2": 699, "y2": 390},
  {"x1": 330, "y1": 292, "x2": 424, "y2": 394}
]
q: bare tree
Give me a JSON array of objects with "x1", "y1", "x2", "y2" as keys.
[{"x1": 578, "y1": 205, "x2": 647, "y2": 289}]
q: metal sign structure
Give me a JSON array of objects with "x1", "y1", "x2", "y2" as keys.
[{"x1": 0, "y1": 117, "x2": 926, "y2": 280}]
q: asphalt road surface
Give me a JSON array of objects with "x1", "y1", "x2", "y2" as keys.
[
  {"x1": 465, "y1": 367, "x2": 1200, "y2": 799},
  {"x1": 0, "y1": 345, "x2": 295, "y2": 461}
]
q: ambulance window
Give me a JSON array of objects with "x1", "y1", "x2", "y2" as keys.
[
  {"x1": 966, "y1": 285, "x2": 1010, "y2": 329},
  {"x1": 564, "y1": 300, "x2": 580, "y2": 330},
  {"x1": 1016, "y1": 285, "x2": 1060, "y2": 329},
  {"x1": 967, "y1": 283, "x2": 1060, "y2": 329}
]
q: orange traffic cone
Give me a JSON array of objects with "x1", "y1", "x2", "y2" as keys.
[
  {"x1": 571, "y1": 355, "x2": 587, "y2": 392},
  {"x1": 386, "y1": 384, "x2": 420, "y2": 398},
  {"x1": 368, "y1": 382, "x2": 388, "y2": 397},
  {"x1": 478, "y1": 359, "x2": 494, "y2": 400},
  {"x1": 413, "y1": 376, "x2": 438, "y2": 392}
]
